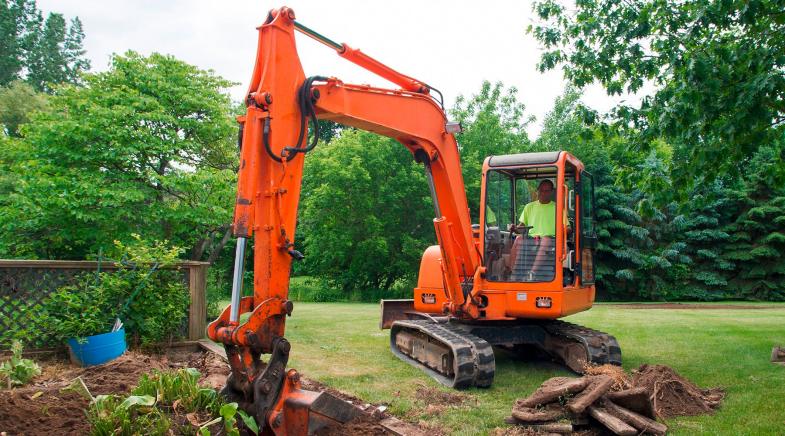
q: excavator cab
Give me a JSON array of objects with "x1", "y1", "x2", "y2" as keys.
[
  {"x1": 481, "y1": 151, "x2": 597, "y2": 289},
  {"x1": 402, "y1": 151, "x2": 601, "y2": 321}
]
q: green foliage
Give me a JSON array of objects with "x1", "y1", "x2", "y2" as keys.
[
  {"x1": 535, "y1": 88, "x2": 785, "y2": 301},
  {"x1": 89, "y1": 393, "x2": 171, "y2": 436},
  {"x1": 286, "y1": 276, "x2": 411, "y2": 303},
  {"x1": 0, "y1": 51, "x2": 237, "y2": 261},
  {"x1": 133, "y1": 368, "x2": 221, "y2": 415},
  {"x1": 450, "y1": 81, "x2": 533, "y2": 221},
  {"x1": 0, "y1": 0, "x2": 89, "y2": 90},
  {"x1": 530, "y1": 0, "x2": 785, "y2": 189},
  {"x1": 0, "y1": 80, "x2": 47, "y2": 136},
  {"x1": 36, "y1": 235, "x2": 190, "y2": 345},
  {"x1": 88, "y1": 367, "x2": 255, "y2": 436},
  {"x1": 0, "y1": 340, "x2": 40, "y2": 388},
  {"x1": 299, "y1": 130, "x2": 434, "y2": 292}
]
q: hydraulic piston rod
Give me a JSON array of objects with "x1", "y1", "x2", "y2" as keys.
[{"x1": 229, "y1": 237, "x2": 246, "y2": 323}]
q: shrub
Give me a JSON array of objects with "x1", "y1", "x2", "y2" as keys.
[
  {"x1": 40, "y1": 235, "x2": 190, "y2": 345},
  {"x1": 88, "y1": 368, "x2": 258, "y2": 436}
]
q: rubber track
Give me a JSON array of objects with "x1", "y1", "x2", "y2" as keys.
[
  {"x1": 390, "y1": 319, "x2": 495, "y2": 389},
  {"x1": 542, "y1": 319, "x2": 622, "y2": 367}
]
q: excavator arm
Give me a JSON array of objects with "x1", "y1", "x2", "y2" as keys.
[{"x1": 206, "y1": 6, "x2": 481, "y2": 434}]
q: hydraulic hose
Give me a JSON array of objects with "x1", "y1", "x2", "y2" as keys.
[{"x1": 262, "y1": 75, "x2": 328, "y2": 163}]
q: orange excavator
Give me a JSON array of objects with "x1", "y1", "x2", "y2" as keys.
[{"x1": 207, "y1": 6, "x2": 621, "y2": 434}]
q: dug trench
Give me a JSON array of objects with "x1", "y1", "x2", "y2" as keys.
[{"x1": 0, "y1": 343, "x2": 425, "y2": 436}]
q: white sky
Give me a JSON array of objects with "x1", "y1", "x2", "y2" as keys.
[{"x1": 37, "y1": 0, "x2": 638, "y2": 138}]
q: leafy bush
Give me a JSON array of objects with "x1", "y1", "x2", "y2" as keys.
[
  {"x1": 40, "y1": 235, "x2": 190, "y2": 345},
  {"x1": 88, "y1": 368, "x2": 258, "y2": 436},
  {"x1": 0, "y1": 340, "x2": 41, "y2": 388},
  {"x1": 89, "y1": 394, "x2": 171, "y2": 436},
  {"x1": 288, "y1": 276, "x2": 411, "y2": 302},
  {"x1": 299, "y1": 131, "x2": 434, "y2": 293},
  {"x1": 206, "y1": 267, "x2": 230, "y2": 319},
  {"x1": 134, "y1": 368, "x2": 220, "y2": 414}
]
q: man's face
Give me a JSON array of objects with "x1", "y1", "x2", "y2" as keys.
[{"x1": 538, "y1": 182, "x2": 553, "y2": 203}]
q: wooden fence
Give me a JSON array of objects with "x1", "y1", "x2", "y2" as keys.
[{"x1": 0, "y1": 259, "x2": 209, "y2": 348}]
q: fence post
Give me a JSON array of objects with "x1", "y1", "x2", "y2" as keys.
[{"x1": 187, "y1": 263, "x2": 208, "y2": 340}]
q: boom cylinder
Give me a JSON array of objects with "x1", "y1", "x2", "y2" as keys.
[{"x1": 229, "y1": 237, "x2": 247, "y2": 323}]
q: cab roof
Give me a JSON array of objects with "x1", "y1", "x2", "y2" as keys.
[{"x1": 487, "y1": 151, "x2": 561, "y2": 168}]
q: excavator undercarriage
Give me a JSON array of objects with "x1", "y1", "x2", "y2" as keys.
[{"x1": 384, "y1": 303, "x2": 621, "y2": 389}]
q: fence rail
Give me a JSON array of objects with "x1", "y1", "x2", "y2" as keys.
[{"x1": 0, "y1": 259, "x2": 209, "y2": 348}]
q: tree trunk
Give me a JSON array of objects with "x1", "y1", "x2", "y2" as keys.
[{"x1": 206, "y1": 225, "x2": 233, "y2": 264}]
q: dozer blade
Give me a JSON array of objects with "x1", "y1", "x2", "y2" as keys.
[
  {"x1": 380, "y1": 299, "x2": 415, "y2": 329},
  {"x1": 389, "y1": 319, "x2": 495, "y2": 389}
]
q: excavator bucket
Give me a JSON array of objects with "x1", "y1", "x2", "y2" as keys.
[
  {"x1": 380, "y1": 299, "x2": 415, "y2": 329},
  {"x1": 277, "y1": 389, "x2": 361, "y2": 434}
]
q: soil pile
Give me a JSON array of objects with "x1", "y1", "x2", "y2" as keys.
[
  {"x1": 632, "y1": 364, "x2": 725, "y2": 419},
  {"x1": 0, "y1": 388, "x2": 90, "y2": 435},
  {"x1": 1, "y1": 347, "x2": 427, "y2": 436},
  {"x1": 504, "y1": 363, "x2": 724, "y2": 435},
  {"x1": 0, "y1": 349, "x2": 234, "y2": 436},
  {"x1": 78, "y1": 351, "x2": 170, "y2": 394}
]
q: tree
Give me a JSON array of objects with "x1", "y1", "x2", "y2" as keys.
[
  {"x1": 0, "y1": 0, "x2": 35, "y2": 85},
  {"x1": 536, "y1": 90, "x2": 691, "y2": 300},
  {"x1": 0, "y1": 0, "x2": 89, "y2": 90},
  {"x1": 450, "y1": 81, "x2": 533, "y2": 221},
  {"x1": 25, "y1": 13, "x2": 90, "y2": 91},
  {"x1": 298, "y1": 130, "x2": 434, "y2": 292},
  {"x1": 0, "y1": 52, "x2": 237, "y2": 260},
  {"x1": 0, "y1": 80, "x2": 47, "y2": 136},
  {"x1": 530, "y1": 0, "x2": 785, "y2": 189}
]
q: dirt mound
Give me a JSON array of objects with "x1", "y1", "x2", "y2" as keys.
[
  {"x1": 1, "y1": 347, "x2": 426, "y2": 436},
  {"x1": 0, "y1": 349, "x2": 222, "y2": 436},
  {"x1": 632, "y1": 364, "x2": 725, "y2": 419},
  {"x1": 0, "y1": 351, "x2": 169, "y2": 436},
  {"x1": 78, "y1": 351, "x2": 171, "y2": 395},
  {"x1": 0, "y1": 387, "x2": 90, "y2": 435}
]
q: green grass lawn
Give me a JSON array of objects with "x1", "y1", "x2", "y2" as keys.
[{"x1": 217, "y1": 300, "x2": 785, "y2": 435}]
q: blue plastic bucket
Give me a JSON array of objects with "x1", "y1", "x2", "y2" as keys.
[{"x1": 67, "y1": 328, "x2": 127, "y2": 367}]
